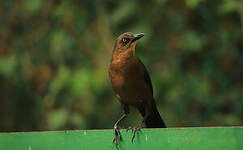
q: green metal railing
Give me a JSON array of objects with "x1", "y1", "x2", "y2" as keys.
[{"x1": 0, "y1": 127, "x2": 242, "y2": 150}]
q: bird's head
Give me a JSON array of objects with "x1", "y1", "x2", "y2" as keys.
[{"x1": 113, "y1": 32, "x2": 144, "y2": 55}]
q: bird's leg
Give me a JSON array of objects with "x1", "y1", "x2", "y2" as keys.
[
  {"x1": 126, "y1": 123, "x2": 143, "y2": 143},
  {"x1": 129, "y1": 115, "x2": 146, "y2": 143},
  {"x1": 113, "y1": 114, "x2": 126, "y2": 145},
  {"x1": 126, "y1": 104, "x2": 148, "y2": 142},
  {"x1": 113, "y1": 104, "x2": 129, "y2": 147}
]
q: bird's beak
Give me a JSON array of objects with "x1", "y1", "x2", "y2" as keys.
[{"x1": 131, "y1": 33, "x2": 144, "y2": 42}]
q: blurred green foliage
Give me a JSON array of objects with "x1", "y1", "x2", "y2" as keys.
[{"x1": 0, "y1": 0, "x2": 242, "y2": 132}]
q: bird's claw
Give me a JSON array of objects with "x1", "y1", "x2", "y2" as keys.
[
  {"x1": 126, "y1": 127, "x2": 132, "y2": 132},
  {"x1": 113, "y1": 125, "x2": 122, "y2": 148},
  {"x1": 126, "y1": 126, "x2": 142, "y2": 142}
]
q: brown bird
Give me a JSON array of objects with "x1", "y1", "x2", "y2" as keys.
[{"x1": 108, "y1": 32, "x2": 166, "y2": 146}]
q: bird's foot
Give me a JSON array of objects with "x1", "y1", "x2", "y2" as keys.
[
  {"x1": 113, "y1": 125, "x2": 122, "y2": 148},
  {"x1": 126, "y1": 125, "x2": 142, "y2": 143}
]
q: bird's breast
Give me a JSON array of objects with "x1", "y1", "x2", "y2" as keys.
[{"x1": 109, "y1": 58, "x2": 151, "y2": 105}]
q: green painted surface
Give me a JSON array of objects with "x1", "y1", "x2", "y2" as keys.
[{"x1": 0, "y1": 127, "x2": 242, "y2": 150}]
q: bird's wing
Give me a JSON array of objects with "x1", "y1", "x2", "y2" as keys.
[{"x1": 138, "y1": 59, "x2": 153, "y2": 96}]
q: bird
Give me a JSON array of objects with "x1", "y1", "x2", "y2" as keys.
[{"x1": 108, "y1": 32, "x2": 166, "y2": 146}]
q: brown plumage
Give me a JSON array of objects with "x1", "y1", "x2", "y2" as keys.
[{"x1": 108, "y1": 32, "x2": 166, "y2": 146}]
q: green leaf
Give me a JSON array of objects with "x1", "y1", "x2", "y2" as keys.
[
  {"x1": 111, "y1": 1, "x2": 136, "y2": 26},
  {"x1": 24, "y1": 0, "x2": 42, "y2": 13},
  {"x1": 48, "y1": 109, "x2": 68, "y2": 129},
  {"x1": 186, "y1": 0, "x2": 201, "y2": 8},
  {"x1": 0, "y1": 55, "x2": 17, "y2": 77},
  {"x1": 50, "y1": 66, "x2": 71, "y2": 94}
]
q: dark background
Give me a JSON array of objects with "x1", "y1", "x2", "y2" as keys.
[{"x1": 0, "y1": 0, "x2": 242, "y2": 132}]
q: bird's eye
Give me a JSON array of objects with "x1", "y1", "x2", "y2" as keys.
[{"x1": 122, "y1": 38, "x2": 129, "y2": 44}]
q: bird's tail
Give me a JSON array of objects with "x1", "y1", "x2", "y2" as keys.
[{"x1": 143, "y1": 100, "x2": 167, "y2": 128}]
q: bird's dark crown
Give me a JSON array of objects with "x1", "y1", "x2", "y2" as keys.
[
  {"x1": 113, "y1": 32, "x2": 144, "y2": 52},
  {"x1": 117, "y1": 32, "x2": 134, "y2": 46}
]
